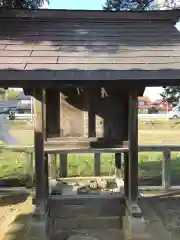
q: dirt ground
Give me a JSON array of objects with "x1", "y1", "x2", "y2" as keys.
[
  {"x1": 142, "y1": 191, "x2": 180, "y2": 240},
  {"x1": 1, "y1": 189, "x2": 180, "y2": 240},
  {"x1": 0, "y1": 189, "x2": 34, "y2": 240}
]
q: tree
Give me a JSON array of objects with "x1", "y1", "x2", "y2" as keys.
[
  {"x1": 103, "y1": 0, "x2": 180, "y2": 11},
  {"x1": 103, "y1": 0, "x2": 180, "y2": 108},
  {"x1": 103, "y1": 0, "x2": 153, "y2": 11},
  {"x1": 161, "y1": 87, "x2": 180, "y2": 107},
  {"x1": 0, "y1": 0, "x2": 49, "y2": 9},
  {"x1": 7, "y1": 90, "x2": 19, "y2": 100}
]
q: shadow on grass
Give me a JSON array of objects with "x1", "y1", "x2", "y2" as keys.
[
  {"x1": 0, "y1": 178, "x2": 28, "y2": 187},
  {"x1": 1, "y1": 195, "x2": 36, "y2": 240},
  {"x1": 0, "y1": 189, "x2": 29, "y2": 206},
  {"x1": 4, "y1": 208, "x2": 46, "y2": 240}
]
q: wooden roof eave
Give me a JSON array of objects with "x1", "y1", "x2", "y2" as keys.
[{"x1": 0, "y1": 69, "x2": 180, "y2": 88}]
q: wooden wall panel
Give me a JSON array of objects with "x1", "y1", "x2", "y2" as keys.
[{"x1": 60, "y1": 93, "x2": 84, "y2": 137}]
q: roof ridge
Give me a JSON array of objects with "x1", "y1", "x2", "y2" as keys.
[{"x1": 0, "y1": 8, "x2": 179, "y2": 24}]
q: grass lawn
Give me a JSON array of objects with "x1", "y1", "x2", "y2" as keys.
[{"x1": 0, "y1": 120, "x2": 180, "y2": 184}]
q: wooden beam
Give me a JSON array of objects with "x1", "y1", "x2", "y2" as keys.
[
  {"x1": 1, "y1": 78, "x2": 180, "y2": 89},
  {"x1": 128, "y1": 90, "x2": 138, "y2": 203},
  {"x1": 34, "y1": 89, "x2": 48, "y2": 213},
  {"x1": 46, "y1": 89, "x2": 60, "y2": 138}
]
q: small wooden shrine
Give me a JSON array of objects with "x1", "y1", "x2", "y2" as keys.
[{"x1": 0, "y1": 8, "x2": 180, "y2": 239}]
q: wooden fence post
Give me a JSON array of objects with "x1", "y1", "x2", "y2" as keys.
[
  {"x1": 49, "y1": 154, "x2": 57, "y2": 179},
  {"x1": 162, "y1": 149, "x2": 171, "y2": 191},
  {"x1": 115, "y1": 153, "x2": 122, "y2": 178},
  {"x1": 25, "y1": 152, "x2": 33, "y2": 188},
  {"x1": 59, "y1": 153, "x2": 67, "y2": 177},
  {"x1": 94, "y1": 153, "x2": 100, "y2": 176}
]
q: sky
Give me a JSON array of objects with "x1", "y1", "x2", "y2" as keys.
[
  {"x1": 40, "y1": 0, "x2": 179, "y2": 100},
  {"x1": 46, "y1": 0, "x2": 105, "y2": 10}
]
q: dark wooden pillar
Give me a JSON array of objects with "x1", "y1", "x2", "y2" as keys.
[
  {"x1": 115, "y1": 92, "x2": 129, "y2": 199},
  {"x1": 124, "y1": 152, "x2": 129, "y2": 198},
  {"x1": 43, "y1": 89, "x2": 47, "y2": 140},
  {"x1": 46, "y1": 89, "x2": 60, "y2": 138},
  {"x1": 86, "y1": 89, "x2": 96, "y2": 138},
  {"x1": 121, "y1": 96, "x2": 129, "y2": 199},
  {"x1": 115, "y1": 153, "x2": 122, "y2": 177},
  {"x1": 59, "y1": 153, "x2": 68, "y2": 177},
  {"x1": 88, "y1": 108, "x2": 96, "y2": 137},
  {"x1": 34, "y1": 89, "x2": 48, "y2": 213},
  {"x1": 94, "y1": 153, "x2": 101, "y2": 176},
  {"x1": 128, "y1": 90, "x2": 138, "y2": 203}
]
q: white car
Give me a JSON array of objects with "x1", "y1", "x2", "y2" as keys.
[{"x1": 168, "y1": 106, "x2": 180, "y2": 119}]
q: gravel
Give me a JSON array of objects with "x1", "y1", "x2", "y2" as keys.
[{"x1": 147, "y1": 193, "x2": 180, "y2": 240}]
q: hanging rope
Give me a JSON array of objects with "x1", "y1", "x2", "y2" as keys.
[
  {"x1": 76, "y1": 88, "x2": 84, "y2": 95},
  {"x1": 76, "y1": 87, "x2": 108, "y2": 98},
  {"x1": 101, "y1": 87, "x2": 108, "y2": 98}
]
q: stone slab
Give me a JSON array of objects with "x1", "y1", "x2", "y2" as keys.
[
  {"x1": 53, "y1": 216, "x2": 122, "y2": 230},
  {"x1": 48, "y1": 194, "x2": 125, "y2": 218}
]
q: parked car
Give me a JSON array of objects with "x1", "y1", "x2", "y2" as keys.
[
  {"x1": 0, "y1": 106, "x2": 9, "y2": 115},
  {"x1": 168, "y1": 106, "x2": 180, "y2": 119},
  {"x1": 0, "y1": 106, "x2": 15, "y2": 120},
  {"x1": 16, "y1": 99, "x2": 32, "y2": 114}
]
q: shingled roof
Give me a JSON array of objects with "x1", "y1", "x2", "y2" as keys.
[{"x1": 0, "y1": 9, "x2": 180, "y2": 85}]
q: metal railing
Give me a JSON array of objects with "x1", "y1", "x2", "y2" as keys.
[{"x1": 0, "y1": 145, "x2": 179, "y2": 191}]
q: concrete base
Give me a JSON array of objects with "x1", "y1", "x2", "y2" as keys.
[
  {"x1": 25, "y1": 219, "x2": 47, "y2": 240},
  {"x1": 122, "y1": 202, "x2": 154, "y2": 240},
  {"x1": 48, "y1": 193, "x2": 125, "y2": 218},
  {"x1": 47, "y1": 191, "x2": 125, "y2": 240},
  {"x1": 25, "y1": 206, "x2": 48, "y2": 240}
]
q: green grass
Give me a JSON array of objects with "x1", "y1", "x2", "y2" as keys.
[
  {"x1": 1, "y1": 120, "x2": 180, "y2": 182},
  {"x1": 0, "y1": 150, "x2": 180, "y2": 183},
  {"x1": 138, "y1": 152, "x2": 180, "y2": 180},
  {"x1": 0, "y1": 151, "x2": 26, "y2": 180},
  {"x1": 67, "y1": 153, "x2": 115, "y2": 177},
  {"x1": 138, "y1": 119, "x2": 180, "y2": 130}
]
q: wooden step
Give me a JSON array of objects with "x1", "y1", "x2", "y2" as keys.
[
  {"x1": 52, "y1": 216, "x2": 122, "y2": 230},
  {"x1": 48, "y1": 194, "x2": 125, "y2": 218}
]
